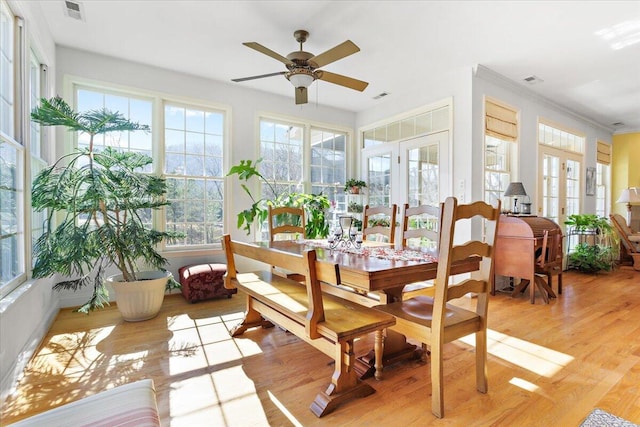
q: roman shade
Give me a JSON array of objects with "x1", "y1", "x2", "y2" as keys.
[
  {"x1": 485, "y1": 100, "x2": 518, "y2": 142},
  {"x1": 597, "y1": 141, "x2": 611, "y2": 165}
]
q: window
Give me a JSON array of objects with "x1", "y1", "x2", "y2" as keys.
[
  {"x1": 76, "y1": 87, "x2": 153, "y2": 160},
  {"x1": 537, "y1": 120, "x2": 584, "y2": 225},
  {"x1": 1, "y1": 1, "x2": 14, "y2": 137},
  {"x1": 73, "y1": 86, "x2": 227, "y2": 250},
  {"x1": 164, "y1": 104, "x2": 225, "y2": 247},
  {"x1": 310, "y1": 127, "x2": 346, "y2": 206},
  {"x1": 596, "y1": 141, "x2": 611, "y2": 218},
  {"x1": 259, "y1": 120, "x2": 304, "y2": 198},
  {"x1": 0, "y1": 1, "x2": 25, "y2": 296},
  {"x1": 484, "y1": 99, "x2": 517, "y2": 206},
  {"x1": 259, "y1": 118, "x2": 347, "y2": 203},
  {"x1": 29, "y1": 51, "x2": 47, "y2": 265}
]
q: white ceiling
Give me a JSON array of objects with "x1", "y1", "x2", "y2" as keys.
[{"x1": 35, "y1": 0, "x2": 640, "y2": 133}]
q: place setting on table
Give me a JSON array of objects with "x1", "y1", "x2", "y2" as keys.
[{"x1": 297, "y1": 215, "x2": 438, "y2": 264}]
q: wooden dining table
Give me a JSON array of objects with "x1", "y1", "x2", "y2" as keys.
[{"x1": 252, "y1": 239, "x2": 481, "y2": 378}]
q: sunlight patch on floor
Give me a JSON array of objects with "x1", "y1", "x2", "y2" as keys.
[
  {"x1": 268, "y1": 390, "x2": 303, "y2": 427},
  {"x1": 509, "y1": 376, "x2": 540, "y2": 392},
  {"x1": 169, "y1": 366, "x2": 270, "y2": 426},
  {"x1": 458, "y1": 329, "x2": 574, "y2": 377}
]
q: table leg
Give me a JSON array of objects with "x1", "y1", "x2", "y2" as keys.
[{"x1": 354, "y1": 287, "x2": 422, "y2": 379}]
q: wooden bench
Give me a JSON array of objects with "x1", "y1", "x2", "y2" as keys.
[{"x1": 222, "y1": 234, "x2": 396, "y2": 417}]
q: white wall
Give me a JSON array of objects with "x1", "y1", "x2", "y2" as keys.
[{"x1": 1, "y1": 0, "x2": 59, "y2": 403}]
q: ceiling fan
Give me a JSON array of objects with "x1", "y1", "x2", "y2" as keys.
[{"x1": 232, "y1": 30, "x2": 369, "y2": 105}]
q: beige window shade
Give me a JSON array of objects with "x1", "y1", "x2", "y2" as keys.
[
  {"x1": 596, "y1": 141, "x2": 611, "y2": 165},
  {"x1": 485, "y1": 101, "x2": 518, "y2": 141}
]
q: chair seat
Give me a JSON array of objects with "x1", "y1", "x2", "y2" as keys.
[{"x1": 376, "y1": 295, "x2": 480, "y2": 340}]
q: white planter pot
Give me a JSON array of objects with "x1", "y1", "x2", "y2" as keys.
[{"x1": 108, "y1": 271, "x2": 170, "y2": 322}]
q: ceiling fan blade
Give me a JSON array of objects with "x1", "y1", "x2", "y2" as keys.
[
  {"x1": 231, "y1": 71, "x2": 286, "y2": 82},
  {"x1": 295, "y1": 87, "x2": 308, "y2": 105},
  {"x1": 308, "y1": 40, "x2": 360, "y2": 68},
  {"x1": 316, "y1": 70, "x2": 368, "y2": 92},
  {"x1": 243, "y1": 42, "x2": 295, "y2": 66}
]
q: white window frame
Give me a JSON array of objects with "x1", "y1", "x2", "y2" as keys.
[
  {"x1": 67, "y1": 79, "x2": 230, "y2": 253},
  {"x1": 0, "y1": 1, "x2": 26, "y2": 298},
  {"x1": 258, "y1": 114, "x2": 351, "y2": 198}
]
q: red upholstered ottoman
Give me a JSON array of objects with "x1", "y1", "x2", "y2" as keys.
[{"x1": 178, "y1": 263, "x2": 236, "y2": 303}]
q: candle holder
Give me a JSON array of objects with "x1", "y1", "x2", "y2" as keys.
[{"x1": 328, "y1": 215, "x2": 362, "y2": 250}]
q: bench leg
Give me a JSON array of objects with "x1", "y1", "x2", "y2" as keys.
[
  {"x1": 229, "y1": 296, "x2": 273, "y2": 337},
  {"x1": 310, "y1": 339, "x2": 375, "y2": 417}
]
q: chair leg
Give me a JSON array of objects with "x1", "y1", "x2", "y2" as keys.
[
  {"x1": 534, "y1": 276, "x2": 550, "y2": 304},
  {"x1": 511, "y1": 279, "x2": 529, "y2": 297},
  {"x1": 475, "y1": 330, "x2": 488, "y2": 393},
  {"x1": 431, "y1": 344, "x2": 444, "y2": 418},
  {"x1": 557, "y1": 273, "x2": 562, "y2": 294}
]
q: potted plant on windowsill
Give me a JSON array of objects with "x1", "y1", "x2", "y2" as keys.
[
  {"x1": 31, "y1": 97, "x2": 184, "y2": 321},
  {"x1": 344, "y1": 179, "x2": 367, "y2": 194}
]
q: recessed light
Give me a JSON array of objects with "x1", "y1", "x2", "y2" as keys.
[{"x1": 523, "y1": 75, "x2": 544, "y2": 84}]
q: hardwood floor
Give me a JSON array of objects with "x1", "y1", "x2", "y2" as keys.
[{"x1": 2, "y1": 268, "x2": 639, "y2": 426}]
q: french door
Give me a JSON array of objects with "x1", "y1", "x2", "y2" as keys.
[
  {"x1": 362, "y1": 131, "x2": 451, "y2": 209},
  {"x1": 538, "y1": 146, "x2": 582, "y2": 226}
]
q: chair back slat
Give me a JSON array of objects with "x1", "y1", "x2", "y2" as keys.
[
  {"x1": 402, "y1": 203, "x2": 441, "y2": 247},
  {"x1": 536, "y1": 228, "x2": 563, "y2": 269},
  {"x1": 446, "y1": 278, "x2": 488, "y2": 301},
  {"x1": 451, "y1": 241, "x2": 491, "y2": 263},
  {"x1": 363, "y1": 204, "x2": 397, "y2": 244},
  {"x1": 269, "y1": 205, "x2": 306, "y2": 242}
]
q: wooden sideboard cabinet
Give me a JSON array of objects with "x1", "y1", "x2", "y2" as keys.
[{"x1": 493, "y1": 215, "x2": 563, "y2": 294}]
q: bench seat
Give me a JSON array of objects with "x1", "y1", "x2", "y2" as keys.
[{"x1": 222, "y1": 235, "x2": 395, "y2": 417}]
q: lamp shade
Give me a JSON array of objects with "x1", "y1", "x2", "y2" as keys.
[
  {"x1": 288, "y1": 73, "x2": 314, "y2": 88},
  {"x1": 616, "y1": 187, "x2": 640, "y2": 204},
  {"x1": 504, "y1": 182, "x2": 528, "y2": 197}
]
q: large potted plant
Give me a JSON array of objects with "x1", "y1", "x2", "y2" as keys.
[
  {"x1": 227, "y1": 159, "x2": 330, "y2": 238},
  {"x1": 31, "y1": 97, "x2": 183, "y2": 321}
]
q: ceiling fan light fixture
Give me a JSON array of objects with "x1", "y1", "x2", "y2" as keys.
[{"x1": 287, "y1": 72, "x2": 315, "y2": 88}]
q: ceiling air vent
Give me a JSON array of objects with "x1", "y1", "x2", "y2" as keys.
[
  {"x1": 64, "y1": 0, "x2": 84, "y2": 21},
  {"x1": 373, "y1": 92, "x2": 390, "y2": 100},
  {"x1": 523, "y1": 75, "x2": 544, "y2": 84}
]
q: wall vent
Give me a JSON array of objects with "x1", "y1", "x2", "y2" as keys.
[
  {"x1": 64, "y1": 0, "x2": 84, "y2": 21},
  {"x1": 523, "y1": 75, "x2": 544, "y2": 84},
  {"x1": 373, "y1": 92, "x2": 390, "y2": 100}
]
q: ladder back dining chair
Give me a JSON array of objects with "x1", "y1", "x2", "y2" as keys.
[{"x1": 374, "y1": 197, "x2": 501, "y2": 418}]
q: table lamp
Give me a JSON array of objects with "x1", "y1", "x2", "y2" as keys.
[
  {"x1": 504, "y1": 182, "x2": 528, "y2": 214},
  {"x1": 616, "y1": 187, "x2": 640, "y2": 225}
]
